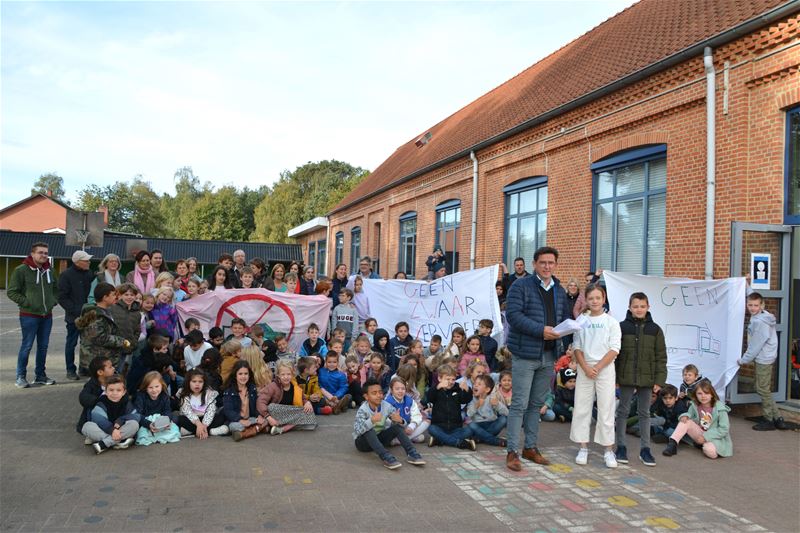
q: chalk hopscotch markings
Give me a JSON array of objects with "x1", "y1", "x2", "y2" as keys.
[{"x1": 432, "y1": 447, "x2": 766, "y2": 532}]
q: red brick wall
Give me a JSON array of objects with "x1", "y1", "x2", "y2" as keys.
[{"x1": 323, "y1": 15, "x2": 799, "y2": 282}]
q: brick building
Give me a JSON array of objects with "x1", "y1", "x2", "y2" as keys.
[{"x1": 290, "y1": 1, "x2": 799, "y2": 402}]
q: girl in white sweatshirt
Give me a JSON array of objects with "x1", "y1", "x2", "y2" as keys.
[{"x1": 570, "y1": 283, "x2": 621, "y2": 468}]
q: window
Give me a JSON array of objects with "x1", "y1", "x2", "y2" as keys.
[
  {"x1": 350, "y1": 227, "x2": 361, "y2": 274},
  {"x1": 592, "y1": 144, "x2": 667, "y2": 275},
  {"x1": 435, "y1": 200, "x2": 461, "y2": 274},
  {"x1": 317, "y1": 239, "x2": 326, "y2": 276},
  {"x1": 786, "y1": 106, "x2": 800, "y2": 224},
  {"x1": 504, "y1": 177, "x2": 547, "y2": 266},
  {"x1": 308, "y1": 241, "x2": 316, "y2": 273},
  {"x1": 335, "y1": 232, "x2": 344, "y2": 266},
  {"x1": 399, "y1": 211, "x2": 417, "y2": 278}
]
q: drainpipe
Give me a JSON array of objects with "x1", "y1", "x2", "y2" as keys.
[
  {"x1": 469, "y1": 150, "x2": 478, "y2": 270},
  {"x1": 703, "y1": 47, "x2": 716, "y2": 280}
]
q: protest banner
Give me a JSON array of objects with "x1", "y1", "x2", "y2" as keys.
[
  {"x1": 176, "y1": 289, "x2": 332, "y2": 350},
  {"x1": 604, "y1": 271, "x2": 746, "y2": 392},
  {"x1": 361, "y1": 265, "x2": 503, "y2": 345}
]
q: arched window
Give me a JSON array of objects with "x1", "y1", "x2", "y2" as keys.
[
  {"x1": 435, "y1": 200, "x2": 460, "y2": 274},
  {"x1": 399, "y1": 211, "x2": 417, "y2": 278},
  {"x1": 350, "y1": 227, "x2": 361, "y2": 274},
  {"x1": 592, "y1": 144, "x2": 667, "y2": 275},
  {"x1": 504, "y1": 177, "x2": 547, "y2": 265}
]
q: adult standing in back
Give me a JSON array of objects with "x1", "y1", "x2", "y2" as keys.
[
  {"x1": 8, "y1": 242, "x2": 59, "y2": 388},
  {"x1": 331, "y1": 263, "x2": 350, "y2": 308},
  {"x1": 126, "y1": 251, "x2": 156, "y2": 295},
  {"x1": 58, "y1": 250, "x2": 94, "y2": 379},
  {"x1": 504, "y1": 246, "x2": 571, "y2": 471}
]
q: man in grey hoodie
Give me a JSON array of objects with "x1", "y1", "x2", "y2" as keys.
[{"x1": 738, "y1": 292, "x2": 785, "y2": 430}]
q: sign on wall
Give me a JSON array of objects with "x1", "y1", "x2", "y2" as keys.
[
  {"x1": 750, "y1": 252, "x2": 771, "y2": 291},
  {"x1": 362, "y1": 265, "x2": 503, "y2": 345},
  {"x1": 604, "y1": 271, "x2": 746, "y2": 393}
]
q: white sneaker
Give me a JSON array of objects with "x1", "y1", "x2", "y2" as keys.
[
  {"x1": 575, "y1": 448, "x2": 589, "y2": 465},
  {"x1": 210, "y1": 425, "x2": 230, "y2": 436},
  {"x1": 604, "y1": 451, "x2": 618, "y2": 468},
  {"x1": 413, "y1": 434, "x2": 426, "y2": 443},
  {"x1": 180, "y1": 427, "x2": 194, "y2": 437},
  {"x1": 84, "y1": 437, "x2": 93, "y2": 445}
]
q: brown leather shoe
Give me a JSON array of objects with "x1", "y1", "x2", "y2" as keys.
[
  {"x1": 506, "y1": 451, "x2": 522, "y2": 472},
  {"x1": 522, "y1": 447, "x2": 550, "y2": 465}
]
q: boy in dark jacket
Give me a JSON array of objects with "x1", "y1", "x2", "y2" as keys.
[
  {"x1": 108, "y1": 283, "x2": 142, "y2": 372},
  {"x1": 427, "y1": 365, "x2": 475, "y2": 450},
  {"x1": 651, "y1": 384, "x2": 688, "y2": 441},
  {"x1": 76, "y1": 283, "x2": 131, "y2": 371},
  {"x1": 613, "y1": 292, "x2": 667, "y2": 467},
  {"x1": 476, "y1": 319, "x2": 499, "y2": 371},
  {"x1": 76, "y1": 355, "x2": 115, "y2": 435},
  {"x1": 388, "y1": 322, "x2": 413, "y2": 373},
  {"x1": 553, "y1": 367, "x2": 576, "y2": 422},
  {"x1": 81, "y1": 376, "x2": 139, "y2": 454}
]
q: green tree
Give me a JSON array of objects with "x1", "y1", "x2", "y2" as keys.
[
  {"x1": 252, "y1": 160, "x2": 368, "y2": 243},
  {"x1": 32, "y1": 173, "x2": 66, "y2": 201},
  {"x1": 181, "y1": 186, "x2": 250, "y2": 241},
  {"x1": 76, "y1": 176, "x2": 165, "y2": 236},
  {"x1": 160, "y1": 166, "x2": 207, "y2": 238}
]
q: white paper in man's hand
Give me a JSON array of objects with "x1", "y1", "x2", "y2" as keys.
[{"x1": 552, "y1": 314, "x2": 591, "y2": 337}]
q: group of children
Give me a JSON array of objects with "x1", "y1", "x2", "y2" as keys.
[{"x1": 76, "y1": 276, "x2": 782, "y2": 471}]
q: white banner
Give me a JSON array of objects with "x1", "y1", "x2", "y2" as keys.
[
  {"x1": 176, "y1": 289, "x2": 332, "y2": 350},
  {"x1": 604, "y1": 271, "x2": 746, "y2": 392},
  {"x1": 362, "y1": 265, "x2": 503, "y2": 345}
]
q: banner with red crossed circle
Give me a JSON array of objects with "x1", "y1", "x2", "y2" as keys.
[{"x1": 176, "y1": 289, "x2": 332, "y2": 350}]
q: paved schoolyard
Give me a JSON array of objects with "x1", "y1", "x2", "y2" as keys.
[{"x1": 1, "y1": 292, "x2": 798, "y2": 532}]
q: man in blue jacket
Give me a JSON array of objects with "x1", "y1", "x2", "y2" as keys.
[{"x1": 505, "y1": 246, "x2": 571, "y2": 471}]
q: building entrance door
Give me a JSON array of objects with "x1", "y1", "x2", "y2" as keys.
[{"x1": 729, "y1": 222, "x2": 792, "y2": 404}]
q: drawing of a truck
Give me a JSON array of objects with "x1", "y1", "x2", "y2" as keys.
[{"x1": 666, "y1": 324, "x2": 721, "y2": 358}]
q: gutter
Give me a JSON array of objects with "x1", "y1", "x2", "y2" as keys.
[
  {"x1": 469, "y1": 150, "x2": 478, "y2": 270},
  {"x1": 328, "y1": 0, "x2": 800, "y2": 215},
  {"x1": 704, "y1": 47, "x2": 717, "y2": 280}
]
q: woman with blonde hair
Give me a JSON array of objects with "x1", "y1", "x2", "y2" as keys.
[
  {"x1": 88, "y1": 253, "x2": 122, "y2": 303},
  {"x1": 241, "y1": 345, "x2": 273, "y2": 389}
]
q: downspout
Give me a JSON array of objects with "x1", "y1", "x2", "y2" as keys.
[
  {"x1": 469, "y1": 150, "x2": 478, "y2": 270},
  {"x1": 324, "y1": 218, "x2": 331, "y2": 275},
  {"x1": 703, "y1": 46, "x2": 716, "y2": 280}
]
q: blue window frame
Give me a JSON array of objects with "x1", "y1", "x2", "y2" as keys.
[
  {"x1": 308, "y1": 241, "x2": 316, "y2": 273},
  {"x1": 399, "y1": 211, "x2": 417, "y2": 278},
  {"x1": 335, "y1": 232, "x2": 344, "y2": 267},
  {"x1": 786, "y1": 105, "x2": 800, "y2": 225},
  {"x1": 591, "y1": 145, "x2": 667, "y2": 275},
  {"x1": 350, "y1": 227, "x2": 361, "y2": 274},
  {"x1": 436, "y1": 200, "x2": 461, "y2": 274},
  {"x1": 317, "y1": 239, "x2": 326, "y2": 276},
  {"x1": 504, "y1": 177, "x2": 547, "y2": 266}
]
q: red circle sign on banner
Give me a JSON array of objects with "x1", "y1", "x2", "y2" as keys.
[{"x1": 215, "y1": 293, "x2": 296, "y2": 341}]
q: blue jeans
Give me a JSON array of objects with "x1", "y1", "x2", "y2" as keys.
[
  {"x1": 507, "y1": 353, "x2": 554, "y2": 453},
  {"x1": 17, "y1": 315, "x2": 53, "y2": 379},
  {"x1": 65, "y1": 321, "x2": 79, "y2": 374},
  {"x1": 541, "y1": 408, "x2": 556, "y2": 422},
  {"x1": 469, "y1": 416, "x2": 507, "y2": 445},
  {"x1": 428, "y1": 424, "x2": 473, "y2": 447}
]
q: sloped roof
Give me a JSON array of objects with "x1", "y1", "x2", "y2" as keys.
[
  {"x1": 0, "y1": 193, "x2": 72, "y2": 214},
  {"x1": 0, "y1": 231, "x2": 302, "y2": 264},
  {"x1": 332, "y1": 0, "x2": 794, "y2": 213}
]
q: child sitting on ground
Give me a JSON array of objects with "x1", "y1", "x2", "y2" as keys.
[
  {"x1": 386, "y1": 376, "x2": 430, "y2": 444},
  {"x1": 345, "y1": 355, "x2": 363, "y2": 406},
  {"x1": 81, "y1": 376, "x2": 140, "y2": 454},
  {"x1": 388, "y1": 321, "x2": 413, "y2": 372},
  {"x1": 427, "y1": 365, "x2": 476, "y2": 450},
  {"x1": 554, "y1": 367, "x2": 577, "y2": 422},
  {"x1": 492, "y1": 370, "x2": 513, "y2": 408},
  {"x1": 423, "y1": 334, "x2": 444, "y2": 361},
  {"x1": 134, "y1": 371, "x2": 180, "y2": 445},
  {"x1": 679, "y1": 364, "x2": 704, "y2": 400},
  {"x1": 220, "y1": 339, "x2": 243, "y2": 384},
  {"x1": 226, "y1": 318, "x2": 252, "y2": 348},
  {"x1": 222, "y1": 360, "x2": 267, "y2": 442},
  {"x1": 662, "y1": 379, "x2": 732, "y2": 459},
  {"x1": 299, "y1": 323, "x2": 328, "y2": 358},
  {"x1": 296, "y1": 356, "x2": 332, "y2": 415},
  {"x1": 77, "y1": 356, "x2": 115, "y2": 437},
  {"x1": 457, "y1": 335, "x2": 488, "y2": 377},
  {"x1": 650, "y1": 384, "x2": 687, "y2": 442},
  {"x1": 208, "y1": 327, "x2": 225, "y2": 350},
  {"x1": 257, "y1": 360, "x2": 317, "y2": 435},
  {"x1": 199, "y1": 349, "x2": 223, "y2": 393},
  {"x1": 176, "y1": 368, "x2": 229, "y2": 438},
  {"x1": 274, "y1": 333, "x2": 298, "y2": 365},
  {"x1": 352, "y1": 377, "x2": 426, "y2": 470},
  {"x1": 318, "y1": 351, "x2": 352, "y2": 414},
  {"x1": 467, "y1": 374, "x2": 508, "y2": 447},
  {"x1": 183, "y1": 329, "x2": 211, "y2": 371},
  {"x1": 360, "y1": 351, "x2": 392, "y2": 393}
]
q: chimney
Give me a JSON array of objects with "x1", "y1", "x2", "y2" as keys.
[{"x1": 98, "y1": 205, "x2": 108, "y2": 224}]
